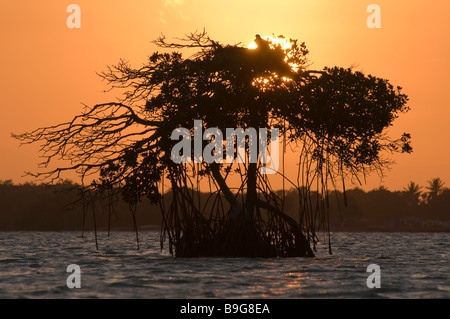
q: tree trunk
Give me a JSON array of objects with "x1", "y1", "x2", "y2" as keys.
[{"x1": 245, "y1": 162, "x2": 257, "y2": 221}]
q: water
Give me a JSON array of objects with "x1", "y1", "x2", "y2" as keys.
[{"x1": 0, "y1": 231, "x2": 448, "y2": 298}]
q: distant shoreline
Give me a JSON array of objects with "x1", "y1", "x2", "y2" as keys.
[
  {"x1": 0, "y1": 226, "x2": 448, "y2": 233},
  {"x1": 2, "y1": 181, "x2": 450, "y2": 235}
]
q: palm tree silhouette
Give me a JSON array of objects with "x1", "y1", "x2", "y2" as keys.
[
  {"x1": 426, "y1": 178, "x2": 445, "y2": 202},
  {"x1": 403, "y1": 181, "x2": 422, "y2": 206}
]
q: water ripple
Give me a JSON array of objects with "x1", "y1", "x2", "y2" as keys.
[{"x1": 0, "y1": 231, "x2": 449, "y2": 298}]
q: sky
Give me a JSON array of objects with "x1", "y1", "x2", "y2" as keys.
[{"x1": 0, "y1": 0, "x2": 449, "y2": 191}]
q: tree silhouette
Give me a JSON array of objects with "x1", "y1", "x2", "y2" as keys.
[
  {"x1": 403, "y1": 181, "x2": 422, "y2": 206},
  {"x1": 426, "y1": 177, "x2": 446, "y2": 202},
  {"x1": 13, "y1": 31, "x2": 411, "y2": 257}
]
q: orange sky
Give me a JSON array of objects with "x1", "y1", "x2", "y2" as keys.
[{"x1": 0, "y1": 0, "x2": 449, "y2": 191}]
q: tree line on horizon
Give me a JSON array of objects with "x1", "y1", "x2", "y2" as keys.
[{"x1": 0, "y1": 178, "x2": 448, "y2": 232}]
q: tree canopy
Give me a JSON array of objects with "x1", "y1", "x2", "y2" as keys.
[{"x1": 13, "y1": 31, "x2": 411, "y2": 257}]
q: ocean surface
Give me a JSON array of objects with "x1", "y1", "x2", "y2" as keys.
[{"x1": 0, "y1": 231, "x2": 448, "y2": 299}]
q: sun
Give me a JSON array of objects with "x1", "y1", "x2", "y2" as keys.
[
  {"x1": 247, "y1": 35, "x2": 292, "y2": 51},
  {"x1": 247, "y1": 35, "x2": 300, "y2": 73},
  {"x1": 247, "y1": 35, "x2": 300, "y2": 87}
]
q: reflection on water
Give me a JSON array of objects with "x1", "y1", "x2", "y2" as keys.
[{"x1": 0, "y1": 231, "x2": 448, "y2": 298}]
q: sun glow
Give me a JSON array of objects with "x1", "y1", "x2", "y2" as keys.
[
  {"x1": 247, "y1": 35, "x2": 299, "y2": 87},
  {"x1": 247, "y1": 35, "x2": 300, "y2": 75},
  {"x1": 247, "y1": 35, "x2": 292, "y2": 51}
]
